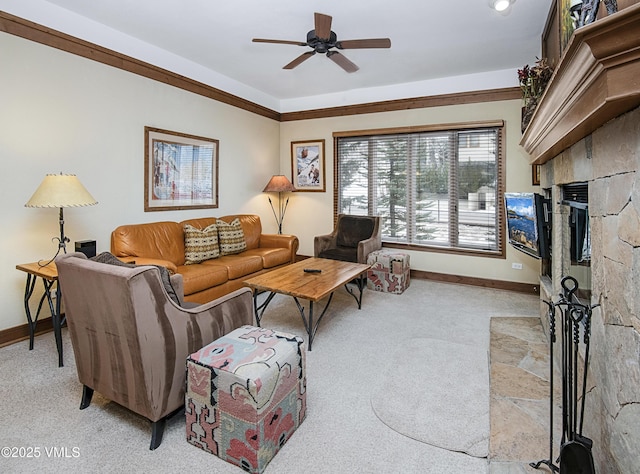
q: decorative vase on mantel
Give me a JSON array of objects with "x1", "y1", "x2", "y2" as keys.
[{"x1": 521, "y1": 98, "x2": 537, "y2": 134}]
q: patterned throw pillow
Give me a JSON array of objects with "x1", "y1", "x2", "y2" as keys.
[
  {"x1": 216, "y1": 218, "x2": 247, "y2": 256},
  {"x1": 184, "y1": 223, "x2": 220, "y2": 264}
]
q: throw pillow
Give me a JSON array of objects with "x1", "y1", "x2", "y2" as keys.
[
  {"x1": 184, "y1": 223, "x2": 220, "y2": 264},
  {"x1": 90, "y1": 252, "x2": 181, "y2": 306},
  {"x1": 216, "y1": 217, "x2": 247, "y2": 255}
]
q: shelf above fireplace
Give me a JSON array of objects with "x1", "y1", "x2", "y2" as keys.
[{"x1": 520, "y1": 3, "x2": 640, "y2": 165}]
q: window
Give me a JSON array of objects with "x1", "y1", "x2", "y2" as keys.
[{"x1": 334, "y1": 122, "x2": 504, "y2": 256}]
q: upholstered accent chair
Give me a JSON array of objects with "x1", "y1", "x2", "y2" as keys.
[
  {"x1": 314, "y1": 214, "x2": 382, "y2": 264},
  {"x1": 55, "y1": 252, "x2": 254, "y2": 450}
]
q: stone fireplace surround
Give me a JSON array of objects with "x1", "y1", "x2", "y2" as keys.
[{"x1": 520, "y1": 4, "x2": 640, "y2": 472}]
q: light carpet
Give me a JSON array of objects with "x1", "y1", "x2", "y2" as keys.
[
  {"x1": 0, "y1": 278, "x2": 540, "y2": 473},
  {"x1": 371, "y1": 337, "x2": 489, "y2": 458}
]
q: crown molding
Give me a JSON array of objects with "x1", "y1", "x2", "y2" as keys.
[
  {"x1": 0, "y1": 10, "x2": 281, "y2": 121},
  {"x1": 2, "y1": 10, "x2": 520, "y2": 122}
]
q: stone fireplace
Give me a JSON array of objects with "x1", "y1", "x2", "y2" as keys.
[{"x1": 521, "y1": 5, "x2": 640, "y2": 472}]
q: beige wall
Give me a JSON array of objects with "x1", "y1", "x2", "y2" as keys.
[
  {"x1": 1, "y1": 29, "x2": 540, "y2": 334},
  {"x1": 280, "y1": 102, "x2": 541, "y2": 284},
  {"x1": 0, "y1": 32, "x2": 280, "y2": 331}
]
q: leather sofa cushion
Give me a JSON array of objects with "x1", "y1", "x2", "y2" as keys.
[
  {"x1": 111, "y1": 221, "x2": 186, "y2": 266},
  {"x1": 242, "y1": 248, "x2": 292, "y2": 269},
  {"x1": 177, "y1": 263, "x2": 229, "y2": 295},
  {"x1": 203, "y1": 255, "x2": 263, "y2": 280}
]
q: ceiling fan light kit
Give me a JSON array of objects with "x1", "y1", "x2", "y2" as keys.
[{"x1": 252, "y1": 12, "x2": 391, "y2": 73}]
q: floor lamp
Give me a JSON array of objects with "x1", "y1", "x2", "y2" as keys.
[
  {"x1": 25, "y1": 173, "x2": 98, "y2": 266},
  {"x1": 262, "y1": 175, "x2": 296, "y2": 234}
]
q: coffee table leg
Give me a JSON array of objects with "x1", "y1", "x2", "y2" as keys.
[
  {"x1": 253, "y1": 291, "x2": 276, "y2": 326},
  {"x1": 293, "y1": 293, "x2": 334, "y2": 351},
  {"x1": 344, "y1": 274, "x2": 366, "y2": 309}
]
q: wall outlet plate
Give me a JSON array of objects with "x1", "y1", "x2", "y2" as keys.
[{"x1": 512, "y1": 262, "x2": 523, "y2": 270}]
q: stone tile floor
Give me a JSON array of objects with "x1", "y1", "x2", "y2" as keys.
[{"x1": 489, "y1": 317, "x2": 562, "y2": 473}]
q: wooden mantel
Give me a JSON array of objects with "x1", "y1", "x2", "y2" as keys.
[{"x1": 521, "y1": 3, "x2": 640, "y2": 165}]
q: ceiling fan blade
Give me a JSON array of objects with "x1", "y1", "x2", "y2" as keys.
[
  {"x1": 314, "y1": 12, "x2": 332, "y2": 40},
  {"x1": 253, "y1": 38, "x2": 308, "y2": 46},
  {"x1": 337, "y1": 38, "x2": 391, "y2": 49},
  {"x1": 327, "y1": 51, "x2": 359, "y2": 73},
  {"x1": 283, "y1": 51, "x2": 316, "y2": 69}
]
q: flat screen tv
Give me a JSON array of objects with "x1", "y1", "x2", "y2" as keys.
[{"x1": 504, "y1": 192, "x2": 551, "y2": 259}]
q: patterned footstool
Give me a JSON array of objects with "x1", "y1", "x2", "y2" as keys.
[
  {"x1": 186, "y1": 325, "x2": 306, "y2": 473},
  {"x1": 366, "y1": 249, "x2": 411, "y2": 294}
]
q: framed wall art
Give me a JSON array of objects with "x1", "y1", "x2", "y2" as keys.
[
  {"x1": 144, "y1": 127, "x2": 219, "y2": 211},
  {"x1": 532, "y1": 164, "x2": 541, "y2": 186},
  {"x1": 291, "y1": 139, "x2": 325, "y2": 192}
]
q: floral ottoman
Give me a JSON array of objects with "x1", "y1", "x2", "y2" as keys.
[
  {"x1": 366, "y1": 249, "x2": 410, "y2": 294},
  {"x1": 186, "y1": 325, "x2": 306, "y2": 473}
]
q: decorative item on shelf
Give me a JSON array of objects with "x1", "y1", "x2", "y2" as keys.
[
  {"x1": 518, "y1": 58, "x2": 554, "y2": 133},
  {"x1": 571, "y1": 0, "x2": 618, "y2": 30},
  {"x1": 262, "y1": 175, "x2": 296, "y2": 234},
  {"x1": 25, "y1": 173, "x2": 98, "y2": 266}
]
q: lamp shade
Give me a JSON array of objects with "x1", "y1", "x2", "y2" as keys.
[
  {"x1": 262, "y1": 175, "x2": 296, "y2": 193},
  {"x1": 25, "y1": 173, "x2": 98, "y2": 208}
]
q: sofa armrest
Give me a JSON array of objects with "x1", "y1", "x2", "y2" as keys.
[
  {"x1": 314, "y1": 232, "x2": 338, "y2": 257},
  {"x1": 169, "y1": 273, "x2": 185, "y2": 306},
  {"x1": 122, "y1": 257, "x2": 178, "y2": 274},
  {"x1": 357, "y1": 235, "x2": 382, "y2": 263},
  {"x1": 142, "y1": 286, "x2": 255, "y2": 420},
  {"x1": 260, "y1": 234, "x2": 299, "y2": 263},
  {"x1": 169, "y1": 287, "x2": 255, "y2": 353}
]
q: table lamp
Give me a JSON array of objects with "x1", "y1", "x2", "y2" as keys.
[
  {"x1": 25, "y1": 173, "x2": 98, "y2": 265},
  {"x1": 262, "y1": 175, "x2": 295, "y2": 234}
]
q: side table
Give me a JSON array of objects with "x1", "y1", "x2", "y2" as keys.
[{"x1": 15, "y1": 262, "x2": 64, "y2": 367}]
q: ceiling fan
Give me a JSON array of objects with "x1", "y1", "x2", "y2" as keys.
[{"x1": 252, "y1": 12, "x2": 391, "y2": 73}]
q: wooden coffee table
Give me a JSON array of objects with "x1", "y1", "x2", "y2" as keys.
[{"x1": 243, "y1": 258, "x2": 370, "y2": 350}]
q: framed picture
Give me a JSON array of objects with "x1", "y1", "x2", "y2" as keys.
[
  {"x1": 532, "y1": 164, "x2": 541, "y2": 186},
  {"x1": 144, "y1": 127, "x2": 219, "y2": 211},
  {"x1": 291, "y1": 139, "x2": 325, "y2": 192}
]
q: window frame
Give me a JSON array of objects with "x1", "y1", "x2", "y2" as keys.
[{"x1": 333, "y1": 120, "x2": 506, "y2": 259}]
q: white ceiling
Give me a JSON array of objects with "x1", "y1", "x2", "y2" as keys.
[{"x1": 3, "y1": 0, "x2": 553, "y2": 112}]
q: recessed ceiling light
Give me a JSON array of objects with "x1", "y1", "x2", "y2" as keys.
[{"x1": 492, "y1": 0, "x2": 512, "y2": 12}]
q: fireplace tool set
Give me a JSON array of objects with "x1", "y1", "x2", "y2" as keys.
[{"x1": 531, "y1": 276, "x2": 599, "y2": 473}]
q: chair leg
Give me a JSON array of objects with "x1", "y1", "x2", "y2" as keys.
[
  {"x1": 79, "y1": 385, "x2": 94, "y2": 410},
  {"x1": 150, "y1": 418, "x2": 166, "y2": 450}
]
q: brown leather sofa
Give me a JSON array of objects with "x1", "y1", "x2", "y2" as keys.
[{"x1": 111, "y1": 214, "x2": 298, "y2": 304}]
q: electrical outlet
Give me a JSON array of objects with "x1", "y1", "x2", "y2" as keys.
[{"x1": 512, "y1": 262, "x2": 523, "y2": 270}]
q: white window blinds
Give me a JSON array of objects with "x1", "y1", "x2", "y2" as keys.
[{"x1": 336, "y1": 124, "x2": 504, "y2": 255}]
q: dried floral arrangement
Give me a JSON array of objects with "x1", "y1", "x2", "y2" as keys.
[
  {"x1": 518, "y1": 58, "x2": 554, "y2": 132},
  {"x1": 518, "y1": 58, "x2": 554, "y2": 106}
]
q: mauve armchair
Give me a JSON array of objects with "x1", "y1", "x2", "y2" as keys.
[
  {"x1": 55, "y1": 252, "x2": 254, "y2": 450},
  {"x1": 314, "y1": 214, "x2": 382, "y2": 264}
]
